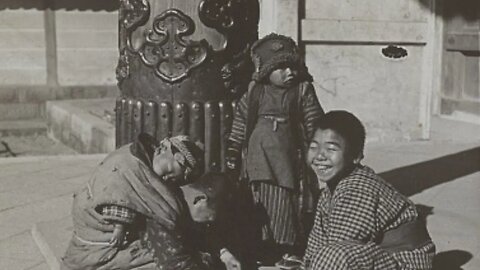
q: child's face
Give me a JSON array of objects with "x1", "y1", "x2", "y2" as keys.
[
  {"x1": 152, "y1": 148, "x2": 185, "y2": 184},
  {"x1": 190, "y1": 196, "x2": 217, "y2": 224},
  {"x1": 269, "y1": 65, "x2": 298, "y2": 88},
  {"x1": 307, "y1": 128, "x2": 354, "y2": 184}
]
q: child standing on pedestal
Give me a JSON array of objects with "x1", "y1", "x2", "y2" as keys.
[{"x1": 226, "y1": 33, "x2": 325, "y2": 266}]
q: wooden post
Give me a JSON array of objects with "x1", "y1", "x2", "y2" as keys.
[{"x1": 44, "y1": 0, "x2": 58, "y2": 87}]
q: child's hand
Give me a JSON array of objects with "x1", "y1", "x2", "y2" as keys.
[
  {"x1": 226, "y1": 157, "x2": 237, "y2": 170},
  {"x1": 220, "y1": 248, "x2": 242, "y2": 270},
  {"x1": 226, "y1": 142, "x2": 241, "y2": 170},
  {"x1": 110, "y1": 223, "x2": 126, "y2": 247}
]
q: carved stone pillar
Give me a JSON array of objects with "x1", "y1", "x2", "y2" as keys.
[{"x1": 115, "y1": 0, "x2": 259, "y2": 172}]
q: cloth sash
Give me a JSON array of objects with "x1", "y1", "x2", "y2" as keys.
[{"x1": 379, "y1": 220, "x2": 432, "y2": 252}]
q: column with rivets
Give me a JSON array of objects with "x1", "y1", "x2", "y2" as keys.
[{"x1": 115, "y1": 0, "x2": 259, "y2": 173}]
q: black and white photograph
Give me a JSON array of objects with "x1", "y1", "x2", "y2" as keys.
[{"x1": 0, "y1": 0, "x2": 479, "y2": 269}]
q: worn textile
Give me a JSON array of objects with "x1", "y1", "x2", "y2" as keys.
[
  {"x1": 159, "y1": 136, "x2": 200, "y2": 181},
  {"x1": 253, "y1": 182, "x2": 300, "y2": 245},
  {"x1": 62, "y1": 134, "x2": 204, "y2": 270},
  {"x1": 101, "y1": 205, "x2": 137, "y2": 224},
  {"x1": 229, "y1": 81, "x2": 323, "y2": 155},
  {"x1": 144, "y1": 219, "x2": 217, "y2": 270},
  {"x1": 246, "y1": 84, "x2": 299, "y2": 189},
  {"x1": 228, "y1": 81, "x2": 323, "y2": 247},
  {"x1": 304, "y1": 166, "x2": 435, "y2": 270}
]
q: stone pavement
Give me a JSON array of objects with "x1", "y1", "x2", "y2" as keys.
[
  {"x1": 0, "y1": 154, "x2": 106, "y2": 270},
  {"x1": 0, "y1": 117, "x2": 479, "y2": 270}
]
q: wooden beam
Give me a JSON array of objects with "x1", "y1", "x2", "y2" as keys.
[
  {"x1": 445, "y1": 33, "x2": 480, "y2": 52},
  {"x1": 44, "y1": 0, "x2": 58, "y2": 86},
  {"x1": 302, "y1": 19, "x2": 428, "y2": 44}
]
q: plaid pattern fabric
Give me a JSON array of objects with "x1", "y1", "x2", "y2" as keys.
[
  {"x1": 304, "y1": 166, "x2": 435, "y2": 270},
  {"x1": 101, "y1": 204, "x2": 137, "y2": 224},
  {"x1": 308, "y1": 241, "x2": 398, "y2": 270}
]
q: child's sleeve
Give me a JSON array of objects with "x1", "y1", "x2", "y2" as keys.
[
  {"x1": 303, "y1": 200, "x2": 324, "y2": 267},
  {"x1": 326, "y1": 188, "x2": 378, "y2": 244},
  {"x1": 301, "y1": 82, "x2": 325, "y2": 140},
  {"x1": 227, "y1": 90, "x2": 249, "y2": 159},
  {"x1": 101, "y1": 204, "x2": 137, "y2": 224}
]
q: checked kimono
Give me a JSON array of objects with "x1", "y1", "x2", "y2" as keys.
[{"x1": 304, "y1": 165, "x2": 435, "y2": 270}]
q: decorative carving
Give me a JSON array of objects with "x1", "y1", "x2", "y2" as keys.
[
  {"x1": 117, "y1": 0, "x2": 149, "y2": 85},
  {"x1": 221, "y1": 45, "x2": 254, "y2": 99},
  {"x1": 116, "y1": 49, "x2": 130, "y2": 84},
  {"x1": 199, "y1": 0, "x2": 259, "y2": 98},
  {"x1": 198, "y1": 0, "x2": 240, "y2": 31},
  {"x1": 116, "y1": 0, "x2": 261, "y2": 153},
  {"x1": 134, "y1": 9, "x2": 209, "y2": 83},
  {"x1": 120, "y1": 0, "x2": 150, "y2": 32}
]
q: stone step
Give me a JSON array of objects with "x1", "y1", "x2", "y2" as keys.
[
  {"x1": 46, "y1": 98, "x2": 116, "y2": 154},
  {"x1": 0, "y1": 119, "x2": 47, "y2": 136},
  {"x1": 0, "y1": 85, "x2": 118, "y2": 121},
  {"x1": 0, "y1": 102, "x2": 45, "y2": 121},
  {"x1": 0, "y1": 119, "x2": 80, "y2": 157}
]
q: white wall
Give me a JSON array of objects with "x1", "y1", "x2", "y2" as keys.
[
  {"x1": 55, "y1": 9, "x2": 117, "y2": 86},
  {"x1": 259, "y1": 0, "x2": 438, "y2": 141},
  {"x1": 0, "y1": 7, "x2": 47, "y2": 85}
]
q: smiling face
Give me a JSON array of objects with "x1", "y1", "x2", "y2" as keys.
[
  {"x1": 269, "y1": 65, "x2": 298, "y2": 88},
  {"x1": 307, "y1": 128, "x2": 356, "y2": 184},
  {"x1": 152, "y1": 147, "x2": 185, "y2": 184}
]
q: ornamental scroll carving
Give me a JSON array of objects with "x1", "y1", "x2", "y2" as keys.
[
  {"x1": 117, "y1": 0, "x2": 258, "y2": 89},
  {"x1": 199, "y1": 0, "x2": 259, "y2": 98},
  {"x1": 119, "y1": 0, "x2": 150, "y2": 35},
  {"x1": 117, "y1": 1, "x2": 210, "y2": 83},
  {"x1": 116, "y1": 0, "x2": 150, "y2": 83},
  {"x1": 138, "y1": 9, "x2": 209, "y2": 83},
  {"x1": 198, "y1": 0, "x2": 240, "y2": 31}
]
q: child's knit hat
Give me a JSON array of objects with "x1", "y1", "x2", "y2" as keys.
[{"x1": 251, "y1": 33, "x2": 312, "y2": 82}]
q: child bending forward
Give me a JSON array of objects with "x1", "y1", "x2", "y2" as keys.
[{"x1": 62, "y1": 134, "x2": 202, "y2": 270}]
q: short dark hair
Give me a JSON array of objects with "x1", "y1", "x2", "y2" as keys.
[
  {"x1": 312, "y1": 110, "x2": 366, "y2": 159},
  {"x1": 188, "y1": 172, "x2": 233, "y2": 204}
]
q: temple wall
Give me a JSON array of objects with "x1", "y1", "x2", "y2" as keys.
[{"x1": 259, "y1": 0, "x2": 439, "y2": 141}]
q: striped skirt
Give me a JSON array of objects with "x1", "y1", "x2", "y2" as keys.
[{"x1": 251, "y1": 182, "x2": 301, "y2": 246}]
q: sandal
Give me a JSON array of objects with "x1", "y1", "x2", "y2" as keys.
[{"x1": 275, "y1": 254, "x2": 303, "y2": 270}]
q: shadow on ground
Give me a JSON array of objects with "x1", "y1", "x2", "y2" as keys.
[
  {"x1": 415, "y1": 204, "x2": 434, "y2": 224},
  {"x1": 433, "y1": 250, "x2": 473, "y2": 270},
  {"x1": 413, "y1": 204, "x2": 473, "y2": 269},
  {"x1": 381, "y1": 147, "x2": 479, "y2": 270},
  {"x1": 380, "y1": 146, "x2": 480, "y2": 197}
]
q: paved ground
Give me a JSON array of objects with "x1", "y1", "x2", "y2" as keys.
[
  {"x1": 0, "y1": 155, "x2": 105, "y2": 270},
  {"x1": 0, "y1": 117, "x2": 478, "y2": 270}
]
